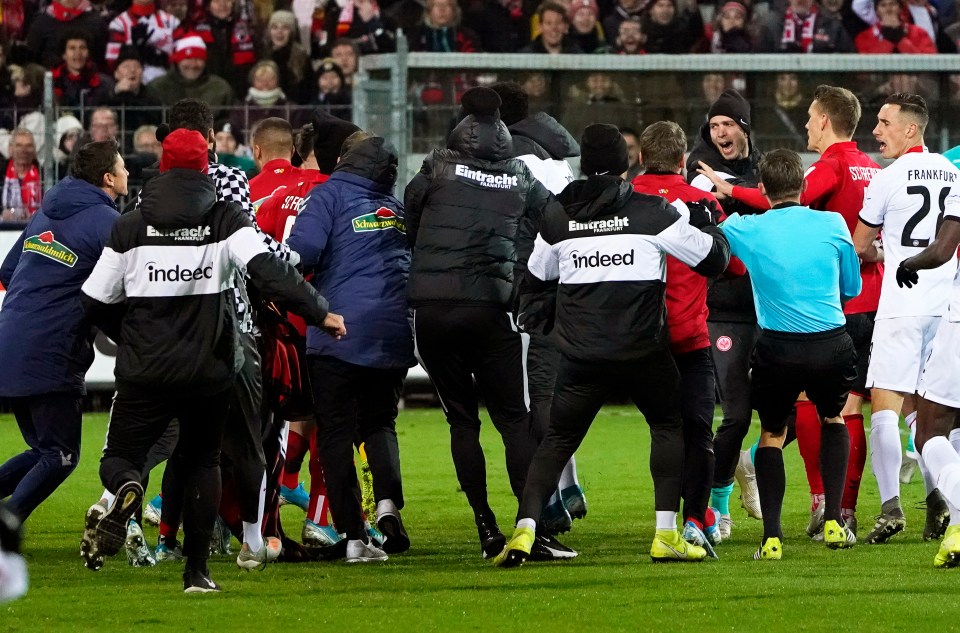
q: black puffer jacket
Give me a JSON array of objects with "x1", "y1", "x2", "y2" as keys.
[
  {"x1": 508, "y1": 111, "x2": 580, "y2": 162},
  {"x1": 521, "y1": 175, "x2": 730, "y2": 362},
  {"x1": 686, "y1": 122, "x2": 762, "y2": 322},
  {"x1": 81, "y1": 170, "x2": 327, "y2": 395},
  {"x1": 405, "y1": 111, "x2": 554, "y2": 309}
]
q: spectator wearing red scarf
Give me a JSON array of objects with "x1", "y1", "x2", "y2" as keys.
[
  {"x1": 759, "y1": 0, "x2": 855, "y2": 52},
  {"x1": 1, "y1": 129, "x2": 42, "y2": 223},
  {"x1": 105, "y1": 0, "x2": 182, "y2": 83},
  {"x1": 51, "y1": 31, "x2": 112, "y2": 108},
  {"x1": 26, "y1": 0, "x2": 107, "y2": 68},
  {"x1": 194, "y1": 0, "x2": 256, "y2": 98}
]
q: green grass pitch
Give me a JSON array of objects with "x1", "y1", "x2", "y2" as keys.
[{"x1": 1, "y1": 406, "x2": 958, "y2": 632}]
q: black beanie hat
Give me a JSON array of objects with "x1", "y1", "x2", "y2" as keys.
[
  {"x1": 707, "y1": 89, "x2": 751, "y2": 134},
  {"x1": 312, "y1": 108, "x2": 361, "y2": 174},
  {"x1": 458, "y1": 86, "x2": 501, "y2": 120},
  {"x1": 580, "y1": 124, "x2": 629, "y2": 177},
  {"x1": 489, "y1": 81, "x2": 529, "y2": 127}
]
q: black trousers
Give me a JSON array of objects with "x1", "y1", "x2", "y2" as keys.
[
  {"x1": 100, "y1": 387, "x2": 231, "y2": 561},
  {"x1": 751, "y1": 327, "x2": 858, "y2": 433},
  {"x1": 527, "y1": 332, "x2": 561, "y2": 442},
  {"x1": 0, "y1": 393, "x2": 82, "y2": 521},
  {"x1": 675, "y1": 347, "x2": 717, "y2": 524},
  {"x1": 160, "y1": 333, "x2": 265, "y2": 534},
  {"x1": 414, "y1": 305, "x2": 536, "y2": 520},
  {"x1": 708, "y1": 321, "x2": 759, "y2": 488},
  {"x1": 220, "y1": 333, "x2": 267, "y2": 524},
  {"x1": 308, "y1": 355, "x2": 406, "y2": 539},
  {"x1": 518, "y1": 349, "x2": 685, "y2": 522}
]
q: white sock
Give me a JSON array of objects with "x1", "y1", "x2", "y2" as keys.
[
  {"x1": 517, "y1": 517, "x2": 537, "y2": 532},
  {"x1": 950, "y1": 428, "x2": 960, "y2": 454},
  {"x1": 918, "y1": 451, "x2": 938, "y2": 496},
  {"x1": 558, "y1": 456, "x2": 579, "y2": 490},
  {"x1": 922, "y1": 436, "x2": 960, "y2": 512},
  {"x1": 655, "y1": 511, "x2": 677, "y2": 530},
  {"x1": 243, "y1": 472, "x2": 268, "y2": 551},
  {"x1": 869, "y1": 409, "x2": 902, "y2": 503},
  {"x1": 101, "y1": 490, "x2": 116, "y2": 506}
]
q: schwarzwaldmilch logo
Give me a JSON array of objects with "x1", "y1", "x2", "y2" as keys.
[
  {"x1": 23, "y1": 231, "x2": 77, "y2": 267},
  {"x1": 352, "y1": 207, "x2": 406, "y2": 233}
]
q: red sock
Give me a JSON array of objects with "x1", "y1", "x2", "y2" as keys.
[
  {"x1": 794, "y1": 400, "x2": 824, "y2": 496},
  {"x1": 307, "y1": 428, "x2": 330, "y2": 526},
  {"x1": 159, "y1": 521, "x2": 178, "y2": 540},
  {"x1": 282, "y1": 429, "x2": 309, "y2": 490},
  {"x1": 842, "y1": 413, "x2": 867, "y2": 511},
  {"x1": 704, "y1": 507, "x2": 718, "y2": 529}
]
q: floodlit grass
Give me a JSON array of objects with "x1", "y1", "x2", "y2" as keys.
[{"x1": 1, "y1": 407, "x2": 958, "y2": 632}]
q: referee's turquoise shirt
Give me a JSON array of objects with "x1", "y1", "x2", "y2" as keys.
[{"x1": 720, "y1": 204, "x2": 862, "y2": 334}]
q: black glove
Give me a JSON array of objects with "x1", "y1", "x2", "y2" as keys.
[
  {"x1": 881, "y1": 25, "x2": 906, "y2": 44},
  {"x1": 687, "y1": 200, "x2": 716, "y2": 229},
  {"x1": 896, "y1": 261, "x2": 919, "y2": 288}
]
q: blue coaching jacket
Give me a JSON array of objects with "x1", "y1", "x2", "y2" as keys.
[
  {"x1": 287, "y1": 137, "x2": 415, "y2": 370},
  {"x1": 0, "y1": 177, "x2": 119, "y2": 397}
]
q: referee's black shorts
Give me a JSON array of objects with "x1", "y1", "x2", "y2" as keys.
[
  {"x1": 845, "y1": 311, "x2": 875, "y2": 399},
  {"x1": 750, "y1": 326, "x2": 858, "y2": 434}
]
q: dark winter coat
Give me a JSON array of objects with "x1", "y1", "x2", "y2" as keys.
[{"x1": 0, "y1": 177, "x2": 119, "y2": 397}]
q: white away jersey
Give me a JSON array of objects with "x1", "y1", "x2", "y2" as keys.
[{"x1": 859, "y1": 149, "x2": 960, "y2": 318}]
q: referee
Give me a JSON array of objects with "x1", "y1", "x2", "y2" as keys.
[{"x1": 719, "y1": 149, "x2": 861, "y2": 560}]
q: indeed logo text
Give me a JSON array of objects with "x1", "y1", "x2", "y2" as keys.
[
  {"x1": 570, "y1": 249, "x2": 635, "y2": 269},
  {"x1": 146, "y1": 262, "x2": 214, "y2": 282}
]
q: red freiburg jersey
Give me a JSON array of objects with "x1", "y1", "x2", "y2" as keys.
[
  {"x1": 256, "y1": 170, "x2": 329, "y2": 242},
  {"x1": 249, "y1": 159, "x2": 306, "y2": 211},
  {"x1": 633, "y1": 172, "x2": 727, "y2": 354},
  {"x1": 731, "y1": 141, "x2": 882, "y2": 314}
]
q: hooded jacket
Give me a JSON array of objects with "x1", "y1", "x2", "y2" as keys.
[
  {"x1": 522, "y1": 175, "x2": 730, "y2": 363},
  {"x1": 405, "y1": 111, "x2": 554, "y2": 309},
  {"x1": 288, "y1": 137, "x2": 415, "y2": 370},
  {"x1": 686, "y1": 120, "x2": 762, "y2": 322},
  {"x1": 508, "y1": 112, "x2": 580, "y2": 196},
  {"x1": 80, "y1": 169, "x2": 327, "y2": 395},
  {"x1": 0, "y1": 177, "x2": 119, "y2": 397}
]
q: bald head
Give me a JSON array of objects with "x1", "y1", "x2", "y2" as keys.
[{"x1": 251, "y1": 117, "x2": 294, "y2": 168}]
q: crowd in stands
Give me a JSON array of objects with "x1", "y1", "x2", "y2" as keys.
[{"x1": 1, "y1": 0, "x2": 959, "y2": 218}]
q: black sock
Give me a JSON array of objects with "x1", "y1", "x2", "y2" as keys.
[
  {"x1": 346, "y1": 529, "x2": 367, "y2": 542},
  {"x1": 819, "y1": 423, "x2": 850, "y2": 523},
  {"x1": 754, "y1": 447, "x2": 785, "y2": 541}
]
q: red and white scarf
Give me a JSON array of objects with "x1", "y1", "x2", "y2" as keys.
[
  {"x1": 3, "y1": 161, "x2": 41, "y2": 218},
  {"x1": 781, "y1": 5, "x2": 817, "y2": 52},
  {"x1": 46, "y1": 0, "x2": 90, "y2": 22}
]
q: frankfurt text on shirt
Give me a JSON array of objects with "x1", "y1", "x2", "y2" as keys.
[
  {"x1": 568, "y1": 217, "x2": 630, "y2": 233},
  {"x1": 907, "y1": 169, "x2": 957, "y2": 182},
  {"x1": 454, "y1": 164, "x2": 518, "y2": 189}
]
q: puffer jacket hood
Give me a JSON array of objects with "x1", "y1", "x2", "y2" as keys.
[
  {"x1": 447, "y1": 114, "x2": 514, "y2": 162},
  {"x1": 38, "y1": 176, "x2": 116, "y2": 221},
  {"x1": 557, "y1": 175, "x2": 632, "y2": 222},
  {"x1": 138, "y1": 169, "x2": 218, "y2": 228},
  {"x1": 333, "y1": 136, "x2": 399, "y2": 188},
  {"x1": 509, "y1": 112, "x2": 580, "y2": 160}
]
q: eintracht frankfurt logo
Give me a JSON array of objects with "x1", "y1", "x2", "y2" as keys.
[{"x1": 716, "y1": 336, "x2": 733, "y2": 352}]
